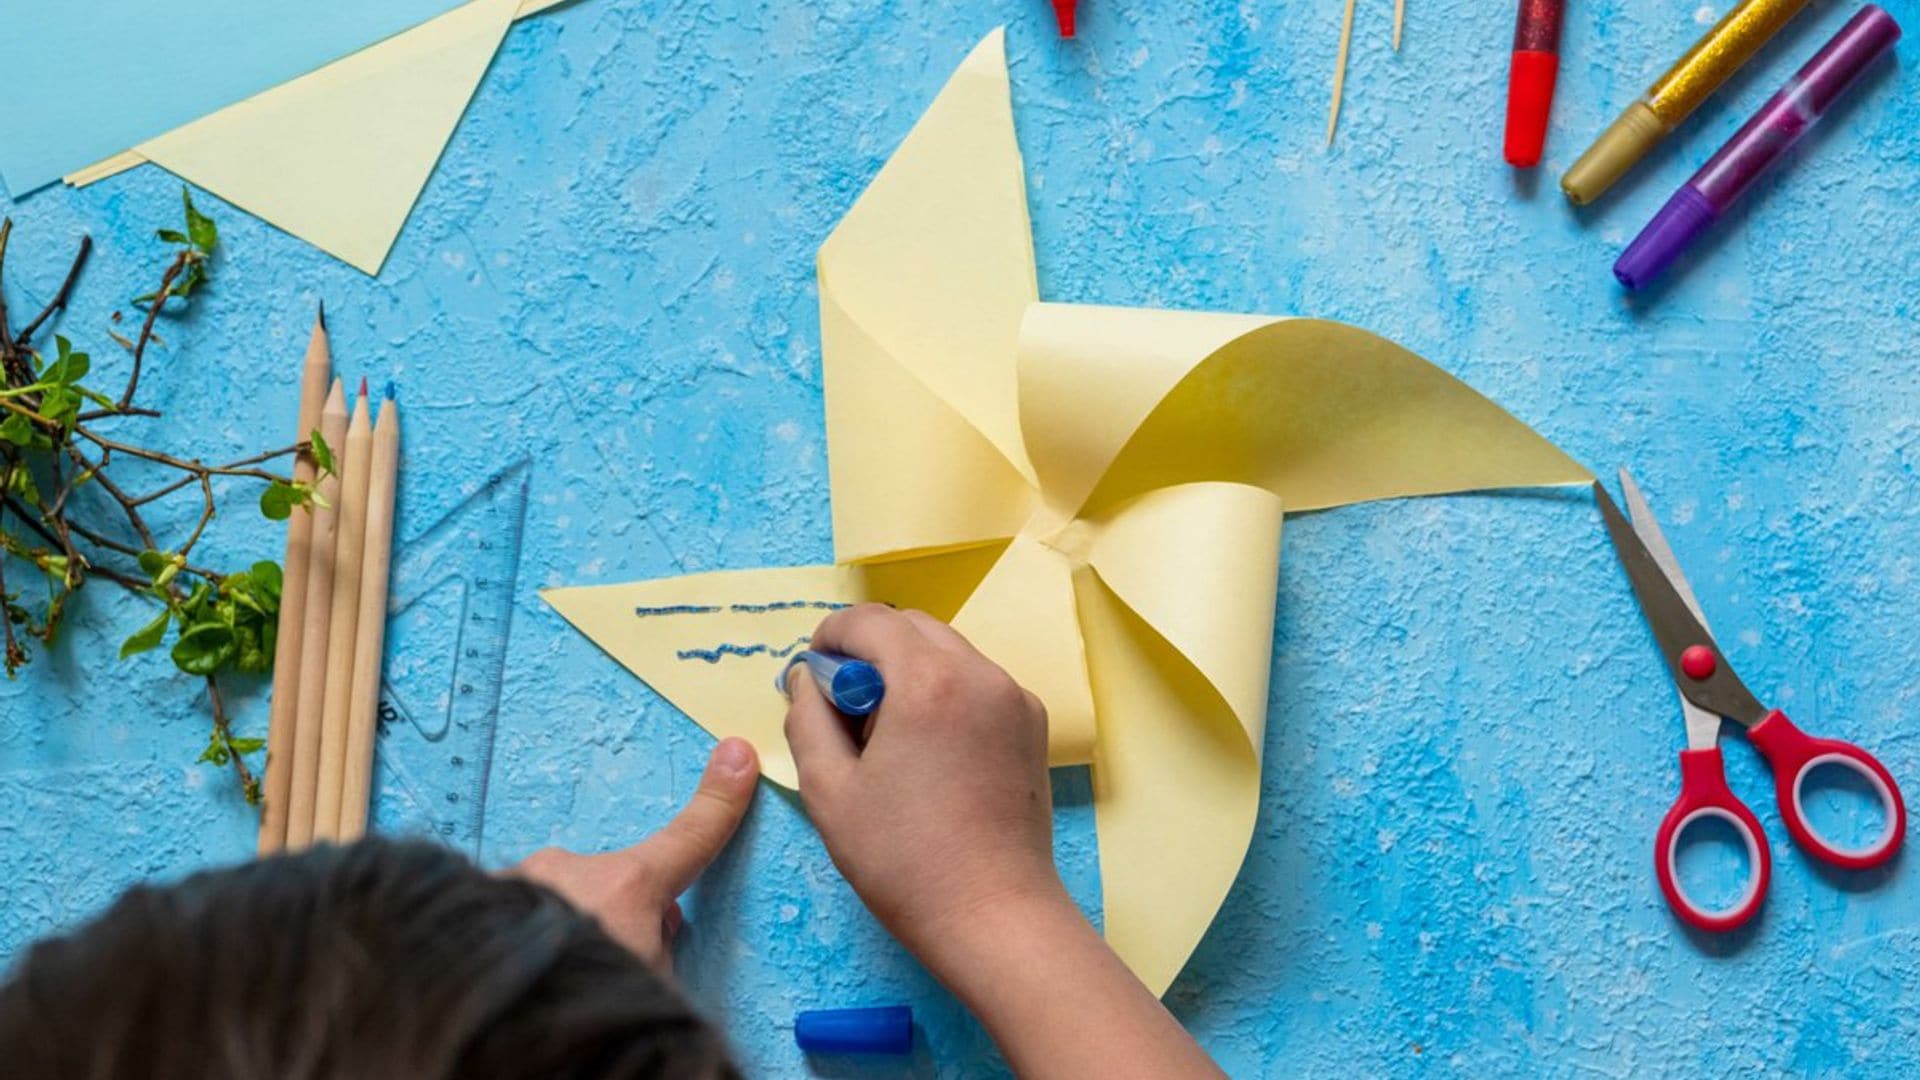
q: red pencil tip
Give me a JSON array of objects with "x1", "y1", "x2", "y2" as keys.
[
  {"x1": 1052, "y1": 0, "x2": 1076, "y2": 36},
  {"x1": 358, "y1": 376, "x2": 368, "y2": 398}
]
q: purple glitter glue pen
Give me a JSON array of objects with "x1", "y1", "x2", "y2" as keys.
[{"x1": 1614, "y1": 4, "x2": 1900, "y2": 290}]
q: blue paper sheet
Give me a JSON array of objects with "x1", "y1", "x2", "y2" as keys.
[{"x1": 0, "y1": 0, "x2": 463, "y2": 194}]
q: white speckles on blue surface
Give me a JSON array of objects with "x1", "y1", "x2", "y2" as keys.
[{"x1": 3, "y1": 0, "x2": 1919, "y2": 1075}]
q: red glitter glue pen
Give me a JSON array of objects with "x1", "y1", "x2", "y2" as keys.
[
  {"x1": 1052, "y1": 0, "x2": 1077, "y2": 37},
  {"x1": 1504, "y1": 0, "x2": 1566, "y2": 166}
]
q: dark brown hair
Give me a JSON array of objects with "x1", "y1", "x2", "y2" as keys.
[{"x1": 0, "y1": 838, "x2": 739, "y2": 1079}]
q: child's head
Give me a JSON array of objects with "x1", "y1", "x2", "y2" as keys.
[{"x1": 0, "y1": 838, "x2": 738, "y2": 1079}]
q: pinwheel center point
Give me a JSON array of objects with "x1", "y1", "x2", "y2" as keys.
[{"x1": 1025, "y1": 504, "x2": 1099, "y2": 564}]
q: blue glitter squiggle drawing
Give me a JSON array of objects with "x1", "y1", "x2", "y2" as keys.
[
  {"x1": 675, "y1": 635, "x2": 814, "y2": 664},
  {"x1": 634, "y1": 599, "x2": 851, "y2": 619}
]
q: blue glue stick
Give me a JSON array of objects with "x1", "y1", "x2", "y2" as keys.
[
  {"x1": 794, "y1": 1005, "x2": 914, "y2": 1056},
  {"x1": 775, "y1": 649, "x2": 885, "y2": 718}
]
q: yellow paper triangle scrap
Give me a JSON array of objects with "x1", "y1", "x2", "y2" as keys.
[{"x1": 95, "y1": 0, "x2": 520, "y2": 274}]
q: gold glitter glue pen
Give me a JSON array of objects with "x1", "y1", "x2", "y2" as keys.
[{"x1": 1561, "y1": 0, "x2": 1813, "y2": 204}]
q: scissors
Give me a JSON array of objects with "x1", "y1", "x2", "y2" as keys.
[{"x1": 1596, "y1": 469, "x2": 1907, "y2": 931}]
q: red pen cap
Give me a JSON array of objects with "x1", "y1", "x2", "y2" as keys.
[
  {"x1": 1504, "y1": 0, "x2": 1564, "y2": 167},
  {"x1": 1505, "y1": 52, "x2": 1559, "y2": 166}
]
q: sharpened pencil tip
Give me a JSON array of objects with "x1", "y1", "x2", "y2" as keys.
[
  {"x1": 359, "y1": 376, "x2": 368, "y2": 398},
  {"x1": 383, "y1": 381, "x2": 396, "y2": 402},
  {"x1": 317, "y1": 299, "x2": 327, "y2": 331}
]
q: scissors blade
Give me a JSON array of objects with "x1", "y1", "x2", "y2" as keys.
[
  {"x1": 1594, "y1": 478, "x2": 1770, "y2": 727},
  {"x1": 1618, "y1": 470, "x2": 1726, "y2": 749}
]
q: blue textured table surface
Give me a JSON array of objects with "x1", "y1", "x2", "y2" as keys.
[{"x1": 3, "y1": 0, "x2": 1916, "y2": 1075}]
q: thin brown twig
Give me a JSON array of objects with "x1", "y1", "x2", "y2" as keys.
[
  {"x1": 59, "y1": 514, "x2": 222, "y2": 584},
  {"x1": 0, "y1": 219, "x2": 14, "y2": 348},
  {"x1": 0, "y1": 397, "x2": 53, "y2": 426},
  {"x1": 1, "y1": 496, "x2": 63, "y2": 551},
  {"x1": 0, "y1": 492, "x2": 21, "y2": 672},
  {"x1": 42, "y1": 443, "x2": 83, "y2": 577},
  {"x1": 84, "y1": 564, "x2": 145, "y2": 592},
  {"x1": 17, "y1": 236, "x2": 91, "y2": 348},
  {"x1": 77, "y1": 405, "x2": 161, "y2": 422},
  {"x1": 45, "y1": 444, "x2": 83, "y2": 519},
  {"x1": 118, "y1": 251, "x2": 189, "y2": 409},
  {"x1": 2, "y1": 496, "x2": 145, "y2": 595},
  {"x1": 66, "y1": 445, "x2": 157, "y2": 550},
  {"x1": 178, "y1": 473, "x2": 216, "y2": 557},
  {"x1": 74, "y1": 426, "x2": 291, "y2": 481},
  {"x1": 205, "y1": 676, "x2": 259, "y2": 802},
  {"x1": 129, "y1": 443, "x2": 300, "y2": 506}
]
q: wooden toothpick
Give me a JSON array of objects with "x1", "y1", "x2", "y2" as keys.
[
  {"x1": 1394, "y1": 0, "x2": 1406, "y2": 50},
  {"x1": 1327, "y1": 0, "x2": 1359, "y2": 147}
]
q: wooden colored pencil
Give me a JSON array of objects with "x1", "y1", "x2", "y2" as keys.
[
  {"x1": 1394, "y1": 0, "x2": 1405, "y2": 51},
  {"x1": 339, "y1": 388, "x2": 400, "y2": 840},
  {"x1": 258, "y1": 308, "x2": 329, "y2": 855},
  {"x1": 285, "y1": 379, "x2": 348, "y2": 850},
  {"x1": 313, "y1": 385, "x2": 372, "y2": 841}
]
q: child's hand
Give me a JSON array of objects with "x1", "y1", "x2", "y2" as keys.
[
  {"x1": 513, "y1": 738, "x2": 759, "y2": 972},
  {"x1": 783, "y1": 605, "x2": 1064, "y2": 957}
]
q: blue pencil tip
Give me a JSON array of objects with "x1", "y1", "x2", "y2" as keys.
[{"x1": 383, "y1": 380, "x2": 396, "y2": 401}]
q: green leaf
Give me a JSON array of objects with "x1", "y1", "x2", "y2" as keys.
[
  {"x1": 170, "y1": 622, "x2": 235, "y2": 676},
  {"x1": 229, "y1": 736, "x2": 265, "y2": 754},
  {"x1": 224, "y1": 562, "x2": 282, "y2": 624},
  {"x1": 138, "y1": 549, "x2": 184, "y2": 589},
  {"x1": 0, "y1": 413, "x2": 32, "y2": 447},
  {"x1": 231, "y1": 622, "x2": 268, "y2": 674},
  {"x1": 228, "y1": 587, "x2": 266, "y2": 618},
  {"x1": 120, "y1": 609, "x2": 172, "y2": 659},
  {"x1": 249, "y1": 561, "x2": 283, "y2": 603},
  {"x1": 259, "y1": 482, "x2": 295, "y2": 520},
  {"x1": 308, "y1": 429, "x2": 334, "y2": 475},
  {"x1": 179, "y1": 580, "x2": 212, "y2": 619},
  {"x1": 156, "y1": 228, "x2": 190, "y2": 245},
  {"x1": 46, "y1": 336, "x2": 88, "y2": 384},
  {"x1": 174, "y1": 262, "x2": 204, "y2": 300},
  {"x1": 183, "y1": 187, "x2": 218, "y2": 253},
  {"x1": 8, "y1": 466, "x2": 41, "y2": 508},
  {"x1": 38, "y1": 385, "x2": 79, "y2": 425},
  {"x1": 196, "y1": 729, "x2": 230, "y2": 765}
]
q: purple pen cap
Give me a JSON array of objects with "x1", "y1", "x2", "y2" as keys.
[{"x1": 1614, "y1": 186, "x2": 1718, "y2": 290}]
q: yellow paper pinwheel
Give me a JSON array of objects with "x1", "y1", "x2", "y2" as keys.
[{"x1": 543, "y1": 30, "x2": 1589, "y2": 994}]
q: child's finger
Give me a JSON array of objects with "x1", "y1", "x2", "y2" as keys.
[
  {"x1": 784, "y1": 666, "x2": 857, "y2": 794},
  {"x1": 810, "y1": 603, "x2": 932, "y2": 670},
  {"x1": 897, "y1": 608, "x2": 981, "y2": 658},
  {"x1": 635, "y1": 737, "x2": 759, "y2": 899}
]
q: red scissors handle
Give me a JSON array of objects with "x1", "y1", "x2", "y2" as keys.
[
  {"x1": 1655, "y1": 747, "x2": 1771, "y2": 932},
  {"x1": 1748, "y1": 710, "x2": 1907, "y2": 870}
]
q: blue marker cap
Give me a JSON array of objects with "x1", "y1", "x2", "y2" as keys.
[
  {"x1": 775, "y1": 649, "x2": 885, "y2": 718},
  {"x1": 794, "y1": 1005, "x2": 914, "y2": 1056}
]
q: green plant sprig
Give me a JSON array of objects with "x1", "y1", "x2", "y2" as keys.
[{"x1": 0, "y1": 188, "x2": 332, "y2": 804}]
